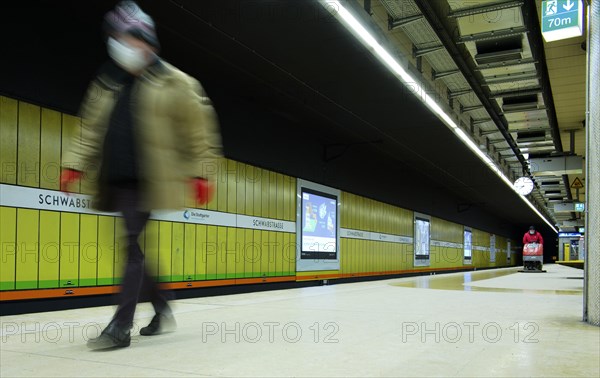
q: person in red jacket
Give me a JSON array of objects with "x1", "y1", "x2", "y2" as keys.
[{"x1": 523, "y1": 226, "x2": 544, "y2": 245}]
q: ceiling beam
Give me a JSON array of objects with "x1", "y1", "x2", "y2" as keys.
[
  {"x1": 472, "y1": 118, "x2": 492, "y2": 125},
  {"x1": 447, "y1": 88, "x2": 472, "y2": 99},
  {"x1": 412, "y1": 44, "x2": 444, "y2": 58},
  {"x1": 412, "y1": 0, "x2": 531, "y2": 180},
  {"x1": 431, "y1": 68, "x2": 460, "y2": 80},
  {"x1": 448, "y1": 0, "x2": 525, "y2": 18},
  {"x1": 460, "y1": 104, "x2": 484, "y2": 113},
  {"x1": 474, "y1": 58, "x2": 537, "y2": 71},
  {"x1": 519, "y1": 1, "x2": 571, "y2": 203},
  {"x1": 482, "y1": 72, "x2": 540, "y2": 85},
  {"x1": 458, "y1": 26, "x2": 528, "y2": 44},
  {"x1": 490, "y1": 86, "x2": 542, "y2": 98},
  {"x1": 481, "y1": 129, "x2": 501, "y2": 136},
  {"x1": 388, "y1": 14, "x2": 423, "y2": 30}
]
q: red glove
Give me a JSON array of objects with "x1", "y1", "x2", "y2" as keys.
[
  {"x1": 60, "y1": 169, "x2": 82, "y2": 193},
  {"x1": 192, "y1": 178, "x2": 214, "y2": 205}
]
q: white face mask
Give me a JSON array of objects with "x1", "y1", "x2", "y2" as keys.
[
  {"x1": 107, "y1": 37, "x2": 149, "y2": 73},
  {"x1": 529, "y1": 230, "x2": 535, "y2": 234}
]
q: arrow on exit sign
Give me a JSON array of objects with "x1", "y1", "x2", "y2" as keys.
[{"x1": 563, "y1": 0, "x2": 575, "y2": 11}]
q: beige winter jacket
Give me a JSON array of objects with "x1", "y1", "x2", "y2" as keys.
[{"x1": 62, "y1": 60, "x2": 222, "y2": 211}]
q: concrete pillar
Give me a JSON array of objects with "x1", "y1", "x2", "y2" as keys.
[{"x1": 584, "y1": 0, "x2": 599, "y2": 326}]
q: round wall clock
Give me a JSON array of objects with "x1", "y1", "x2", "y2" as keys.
[{"x1": 513, "y1": 176, "x2": 534, "y2": 195}]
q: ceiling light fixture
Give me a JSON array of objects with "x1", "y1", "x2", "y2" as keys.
[{"x1": 320, "y1": 0, "x2": 557, "y2": 233}]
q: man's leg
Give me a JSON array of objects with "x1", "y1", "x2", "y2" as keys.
[
  {"x1": 141, "y1": 271, "x2": 173, "y2": 315},
  {"x1": 112, "y1": 185, "x2": 150, "y2": 329},
  {"x1": 139, "y1": 272, "x2": 177, "y2": 336},
  {"x1": 87, "y1": 184, "x2": 148, "y2": 349}
]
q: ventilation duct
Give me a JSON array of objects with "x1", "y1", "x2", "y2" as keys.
[
  {"x1": 529, "y1": 151, "x2": 557, "y2": 159},
  {"x1": 517, "y1": 130, "x2": 546, "y2": 143},
  {"x1": 561, "y1": 220, "x2": 585, "y2": 227},
  {"x1": 503, "y1": 94, "x2": 539, "y2": 112},
  {"x1": 530, "y1": 155, "x2": 584, "y2": 176},
  {"x1": 540, "y1": 180, "x2": 561, "y2": 186},
  {"x1": 474, "y1": 36, "x2": 523, "y2": 65},
  {"x1": 476, "y1": 49, "x2": 523, "y2": 65}
]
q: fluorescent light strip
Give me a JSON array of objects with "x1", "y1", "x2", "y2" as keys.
[{"x1": 322, "y1": 0, "x2": 557, "y2": 233}]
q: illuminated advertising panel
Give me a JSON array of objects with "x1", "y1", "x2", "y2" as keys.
[{"x1": 296, "y1": 180, "x2": 340, "y2": 271}]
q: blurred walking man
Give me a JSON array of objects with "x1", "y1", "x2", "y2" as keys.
[{"x1": 61, "y1": 1, "x2": 222, "y2": 349}]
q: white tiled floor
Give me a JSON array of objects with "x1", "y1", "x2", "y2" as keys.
[{"x1": 1, "y1": 264, "x2": 599, "y2": 377}]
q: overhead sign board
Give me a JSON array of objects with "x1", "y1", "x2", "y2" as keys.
[
  {"x1": 558, "y1": 232, "x2": 581, "y2": 238},
  {"x1": 554, "y1": 202, "x2": 585, "y2": 213},
  {"x1": 541, "y1": 0, "x2": 584, "y2": 42}
]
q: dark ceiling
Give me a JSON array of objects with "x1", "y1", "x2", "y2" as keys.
[{"x1": 0, "y1": 0, "x2": 555, "y2": 239}]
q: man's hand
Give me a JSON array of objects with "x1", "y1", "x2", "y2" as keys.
[
  {"x1": 60, "y1": 169, "x2": 82, "y2": 193},
  {"x1": 192, "y1": 177, "x2": 214, "y2": 205}
]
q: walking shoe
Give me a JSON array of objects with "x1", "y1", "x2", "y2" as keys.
[
  {"x1": 87, "y1": 322, "x2": 131, "y2": 350},
  {"x1": 140, "y1": 313, "x2": 176, "y2": 336}
]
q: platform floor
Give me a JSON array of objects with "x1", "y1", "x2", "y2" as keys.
[{"x1": 1, "y1": 264, "x2": 599, "y2": 377}]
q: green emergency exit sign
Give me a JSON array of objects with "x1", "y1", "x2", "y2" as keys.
[{"x1": 541, "y1": 0, "x2": 584, "y2": 42}]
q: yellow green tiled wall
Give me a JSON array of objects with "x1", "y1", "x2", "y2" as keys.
[
  {"x1": 339, "y1": 193, "x2": 517, "y2": 274},
  {"x1": 340, "y1": 193, "x2": 414, "y2": 275},
  {"x1": 0, "y1": 96, "x2": 296, "y2": 291},
  {"x1": 430, "y1": 217, "x2": 463, "y2": 269},
  {"x1": 341, "y1": 192, "x2": 413, "y2": 235},
  {"x1": 469, "y1": 229, "x2": 510, "y2": 268},
  {"x1": 0, "y1": 95, "x2": 517, "y2": 292}
]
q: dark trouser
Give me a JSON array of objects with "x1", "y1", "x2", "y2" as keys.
[{"x1": 111, "y1": 184, "x2": 172, "y2": 329}]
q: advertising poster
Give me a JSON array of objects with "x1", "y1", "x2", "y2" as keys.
[
  {"x1": 301, "y1": 189, "x2": 337, "y2": 259},
  {"x1": 296, "y1": 179, "x2": 340, "y2": 272}
]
